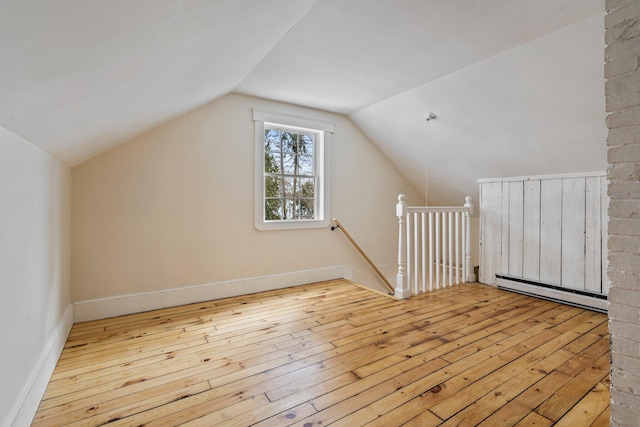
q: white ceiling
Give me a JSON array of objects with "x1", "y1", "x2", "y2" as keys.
[
  {"x1": 0, "y1": 0, "x2": 317, "y2": 165},
  {"x1": 1, "y1": 0, "x2": 605, "y2": 203},
  {"x1": 237, "y1": 0, "x2": 603, "y2": 114}
]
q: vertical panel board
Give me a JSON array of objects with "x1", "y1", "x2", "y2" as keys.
[
  {"x1": 406, "y1": 213, "x2": 412, "y2": 291},
  {"x1": 500, "y1": 181, "x2": 510, "y2": 275},
  {"x1": 414, "y1": 212, "x2": 419, "y2": 294},
  {"x1": 442, "y1": 212, "x2": 447, "y2": 287},
  {"x1": 508, "y1": 181, "x2": 524, "y2": 277},
  {"x1": 479, "y1": 182, "x2": 494, "y2": 284},
  {"x1": 420, "y1": 212, "x2": 427, "y2": 292},
  {"x1": 523, "y1": 180, "x2": 541, "y2": 281},
  {"x1": 561, "y1": 178, "x2": 586, "y2": 290},
  {"x1": 601, "y1": 176, "x2": 610, "y2": 295},
  {"x1": 491, "y1": 182, "x2": 503, "y2": 282},
  {"x1": 540, "y1": 179, "x2": 562, "y2": 285},
  {"x1": 479, "y1": 181, "x2": 504, "y2": 285},
  {"x1": 585, "y1": 177, "x2": 602, "y2": 294}
]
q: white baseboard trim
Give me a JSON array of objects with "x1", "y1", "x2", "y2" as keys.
[
  {"x1": 73, "y1": 265, "x2": 353, "y2": 322},
  {"x1": 6, "y1": 303, "x2": 73, "y2": 427}
]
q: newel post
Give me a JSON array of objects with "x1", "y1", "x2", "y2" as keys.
[
  {"x1": 395, "y1": 194, "x2": 410, "y2": 299},
  {"x1": 464, "y1": 196, "x2": 477, "y2": 282}
]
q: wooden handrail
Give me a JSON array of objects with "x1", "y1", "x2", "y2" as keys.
[{"x1": 331, "y1": 218, "x2": 395, "y2": 295}]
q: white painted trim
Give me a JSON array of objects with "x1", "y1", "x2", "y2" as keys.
[
  {"x1": 253, "y1": 111, "x2": 332, "y2": 231},
  {"x1": 252, "y1": 109, "x2": 335, "y2": 133},
  {"x1": 407, "y1": 206, "x2": 471, "y2": 213},
  {"x1": 6, "y1": 303, "x2": 73, "y2": 427},
  {"x1": 496, "y1": 277, "x2": 608, "y2": 312},
  {"x1": 73, "y1": 266, "x2": 352, "y2": 322},
  {"x1": 478, "y1": 171, "x2": 606, "y2": 183}
]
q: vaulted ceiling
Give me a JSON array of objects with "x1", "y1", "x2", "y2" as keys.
[{"x1": 1, "y1": 0, "x2": 606, "y2": 205}]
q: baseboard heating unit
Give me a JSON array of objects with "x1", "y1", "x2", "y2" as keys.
[{"x1": 496, "y1": 275, "x2": 607, "y2": 314}]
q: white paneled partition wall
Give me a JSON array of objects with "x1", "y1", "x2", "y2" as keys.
[{"x1": 478, "y1": 172, "x2": 607, "y2": 311}]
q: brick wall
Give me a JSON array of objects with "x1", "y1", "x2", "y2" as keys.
[{"x1": 606, "y1": 0, "x2": 640, "y2": 425}]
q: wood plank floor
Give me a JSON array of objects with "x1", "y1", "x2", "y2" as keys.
[{"x1": 33, "y1": 279, "x2": 610, "y2": 426}]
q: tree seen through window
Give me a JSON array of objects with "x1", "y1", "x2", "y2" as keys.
[{"x1": 264, "y1": 127, "x2": 316, "y2": 221}]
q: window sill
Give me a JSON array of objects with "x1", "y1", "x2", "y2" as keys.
[{"x1": 255, "y1": 218, "x2": 330, "y2": 231}]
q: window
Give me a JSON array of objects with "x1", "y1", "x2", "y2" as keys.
[{"x1": 254, "y1": 109, "x2": 332, "y2": 230}]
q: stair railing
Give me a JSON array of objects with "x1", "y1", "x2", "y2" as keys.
[
  {"x1": 331, "y1": 218, "x2": 395, "y2": 295},
  {"x1": 395, "y1": 194, "x2": 476, "y2": 299}
]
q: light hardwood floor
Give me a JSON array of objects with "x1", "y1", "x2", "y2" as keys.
[{"x1": 33, "y1": 279, "x2": 610, "y2": 426}]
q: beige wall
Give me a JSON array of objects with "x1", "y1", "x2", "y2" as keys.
[
  {"x1": 72, "y1": 93, "x2": 423, "y2": 302},
  {"x1": 0, "y1": 124, "x2": 71, "y2": 425}
]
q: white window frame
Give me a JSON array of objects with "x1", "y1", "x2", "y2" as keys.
[{"x1": 253, "y1": 109, "x2": 333, "y2": 230}]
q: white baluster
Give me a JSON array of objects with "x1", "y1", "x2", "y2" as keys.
[
  {"x1": 396, "y1": 196, "x2": 475, "y2": 295},
  {"x1": 435, "y1": 212, "x2": 440, "y2": 289},
  {"x1": 395, "y1": 195, "x2": 410, "y2": 299},
  {"x1": 442, "y1": 212, "x2": 447, "y2": 287},
  {"x1": 455, "y1": 211, "x2": 460, "y2": 285},
  {"x1": 448, "y1": 211, "x2": 453, "y2": 286},
  {"x1": 428, "y1": 212, "x2": 434, "y2": 291},
  {"x1": 421, "y1": 212, "x2": 426, "y2": 293}
]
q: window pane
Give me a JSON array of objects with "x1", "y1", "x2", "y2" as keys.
[
  {"x1": 265, "y1": 129, "x2": 281, "y2": 152},
  {"x1": 282, "y1": 177, "x2": 296, "y2": 198},
  {"x1": 282, "y1": 153, "x2": 297, "y2": 175},
  {"x1": 265, "y1": 198, "x2": 283, "y2": 220},
  {"x1": 282, "y1": 153, "x2": 313, "y2": 175},
  {"x1": 300, "y1": 134, "x2": 314, "y2": 155},
  {"x1": 264, "y1": 151, "x2": 281, "y2": 174},
  {"x1": 298, "y1": 155, "x2": 313, "y2": 175},
  {"x1": 260, "y1": 120, "x2": 326, "y2": 227},
  {"x1": 299, "y1": 178, "x2": 314, "y2": 198},
  {"x1": 299, "y1": 198, "x2": 315, "y2": 219},
  {"x1": 284, "y1": 198, "x2": 295, "y2": 220},
  {"x1": 280, "y1": 132, "x2": 295, "y2": 153},
  {"x1": 265, "y1": 175, "x2": 281, "y2": 198}
]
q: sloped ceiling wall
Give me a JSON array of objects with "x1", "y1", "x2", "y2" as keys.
[
  {"x1": 0, "y1": 1, "x2": 605, "y2": 205},
  {"x1": 350, "y1": 14, "x2": 607, "y2": 206},
  {"x1": 0, "y1": 0, "x2": 317, "y2": 165}
]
